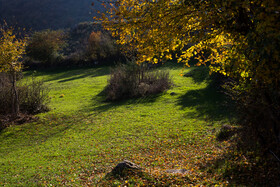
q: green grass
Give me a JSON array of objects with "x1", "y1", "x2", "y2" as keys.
[{"x1": 0, "y1": 65, "x2": 236, "y2": 186}]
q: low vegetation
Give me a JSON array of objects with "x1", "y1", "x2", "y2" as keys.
[
  {"x1": 0, "y1": 72, "x2": 50, "y2": 128},
  {"x1": 106, "y1": 63, "x2": 172, "y2": 101}
]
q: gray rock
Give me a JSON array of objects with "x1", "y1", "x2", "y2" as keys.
[
  {"x1": 111, "y1": 160, "x2": 142, "y2": 176},
  {"x1": 165, "y1": 169, "x2": 189, "y2": 174}
]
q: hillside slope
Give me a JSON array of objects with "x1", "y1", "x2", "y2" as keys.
[{"x1": 0, "y1": 0, "x2": 103, "y2": 30}]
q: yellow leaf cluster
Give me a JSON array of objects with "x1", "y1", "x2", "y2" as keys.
[
  {"x1": 0, "y1": 27, "x2": 26, "y2": 73},
  {"x1": 99, "y1": 0, "x2": 280, "y2": 90}
]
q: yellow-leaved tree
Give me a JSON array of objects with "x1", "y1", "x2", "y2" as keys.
[
  {"x1": 98, "y1": 0, "x2": 280, "y2": 145},
  {"x1": 0, "y1": 26, "x2": 26, "y2": 116}
]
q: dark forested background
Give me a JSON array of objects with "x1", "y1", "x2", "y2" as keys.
[{"x1": 0, "y1": 0, "x2": 103, "y2": 30}]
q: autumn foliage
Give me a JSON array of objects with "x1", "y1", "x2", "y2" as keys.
[
  {"x1": 0, "y1": 27, "x2": 26, "y2": 116},
  {"x1": 0, "y1": 28, "x2": 25, "y2": 73},
  {"x1": 86, "y1": 31, "x2": 119, "y2": 62},
  {"x1": 0, "y1": 26, "x2": 49, "y2": 119},
  {"x1": 99, "y1": 0, "x2": 280, "y2": 150}
]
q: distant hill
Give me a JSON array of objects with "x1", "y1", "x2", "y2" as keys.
[{"x1": 0, "y1": 0, "x2": 104, "y2": 31}]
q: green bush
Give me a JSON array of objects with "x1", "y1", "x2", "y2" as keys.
[
  {"x1": 26, "y1": 29, "x2": 66, "y2": 64},
  {"x1": 86, "y1": 31, "x2": 119, "y2": 62},
  {"x1": 106, "y1": 63, "x2": 172, "y2": 101}
]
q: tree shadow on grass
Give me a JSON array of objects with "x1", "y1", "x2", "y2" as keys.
[
  {"x1": 25, "y1": 66, "x2": 110, "y2": 83},
  {"x1": 178, "y1": 67, "x2": 235, "y2": 121},
  {"x1": 82, "y1": 91, "x2": 162, "y2": 113},
  {"x1": 57, "y1": 67, "x2": 110, "y2": 83},
  {"x1": 198, "y1": 134, "x2": 280, "y2": 186},
  {"x1": 177, "y1": 84, "x2": 233, "y2": 121},
  {"x1": 183, "y1": 66, "x2": 210, "y2": 84},
  {"x1": 0, "y1": 113, "x2": 77, "y2": 151},
  {"x1": 180, "y1": 67, "x2": 280, "y2": 185}
]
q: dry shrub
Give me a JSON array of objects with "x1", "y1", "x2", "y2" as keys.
[
  {"x1": 106, "y1": 63, "x2": 172, "y2": 101},
  {"x1": 0, "y1": 73, "x2": 49, "y2": 115},
  {"x1": 140, "y1": 70, "x2": 172, "y2": 96},
  {"x1": 106, "y1": 63, "x2": 139, "y2": 100},
  {"x1": 18, "y1": 77, "x2": 50, "y2": 114}
]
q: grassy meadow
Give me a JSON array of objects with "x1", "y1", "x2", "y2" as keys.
[{"x1": 0, "y1": 64, "x2": 239, "y2": 186}]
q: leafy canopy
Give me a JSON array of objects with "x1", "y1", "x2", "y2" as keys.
[
  {"x1": 99, "y1": 0, "x2": 280, "y2": 90},
  {"x1": 0, "y1": 27, "x2": 26, "y2": 73}
]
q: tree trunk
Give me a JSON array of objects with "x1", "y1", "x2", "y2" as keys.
[{"x1": 11, "y1": 71, "x2": 19, "y2": 117}]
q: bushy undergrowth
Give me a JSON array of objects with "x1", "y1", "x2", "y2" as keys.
[
  {"x1": 106, "y1": 63, "x2": 172, "y2": 101},
  {"x1": 0, "y1": 73, "x2": 49, "y2": 115},
  {"x1": 223, "y1": 80, "x2": 280, "y2": 156}
]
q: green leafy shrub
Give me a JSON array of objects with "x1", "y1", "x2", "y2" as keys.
[
  {"x1": 26, "y1": 29, "x2": 66, "y2": 65},
  {"x1": 106, "y1": 63, "x2": 172, "y2": 101},
  {"x1": 86, "y1": 31, "x2": 119, "y2": 62},
  {"x1": 0, "y1": 73, "x2": 49, "y2": 115}
]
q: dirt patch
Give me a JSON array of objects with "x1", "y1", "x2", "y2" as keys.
[{"x1": 0, "y1": 114, "x2": 38, "y2": 131}]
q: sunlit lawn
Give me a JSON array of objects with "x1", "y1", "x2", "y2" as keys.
[{"x1": 0, "y1": 64, "x2": 237, "y2": 186}]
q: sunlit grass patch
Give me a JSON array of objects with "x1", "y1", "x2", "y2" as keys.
[{"x1": 0, "y1": 65, "x2": 238, "y2": 186}]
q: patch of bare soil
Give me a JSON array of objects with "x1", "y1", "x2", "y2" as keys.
[{"x1": 0, "y1": 114, "x2": 38, "y2": 131}]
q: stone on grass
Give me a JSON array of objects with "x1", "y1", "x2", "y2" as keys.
[
  {"x1": 165, "y1": 169, "x2": 189, "y2": 174},
  {"x1": 111, "y1": 160, "x2": 142, "y2": 177}
]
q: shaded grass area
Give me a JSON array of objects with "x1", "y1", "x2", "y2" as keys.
[
  {"x1": 24, "y1": 66, "x2": 110, "y2": 83},
  {"x1": 177, "y1": 82, "x2": 233, "y2": 121},
  {"x1": 1, "y1": 65, "x2": 276, "y2": 186}
]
